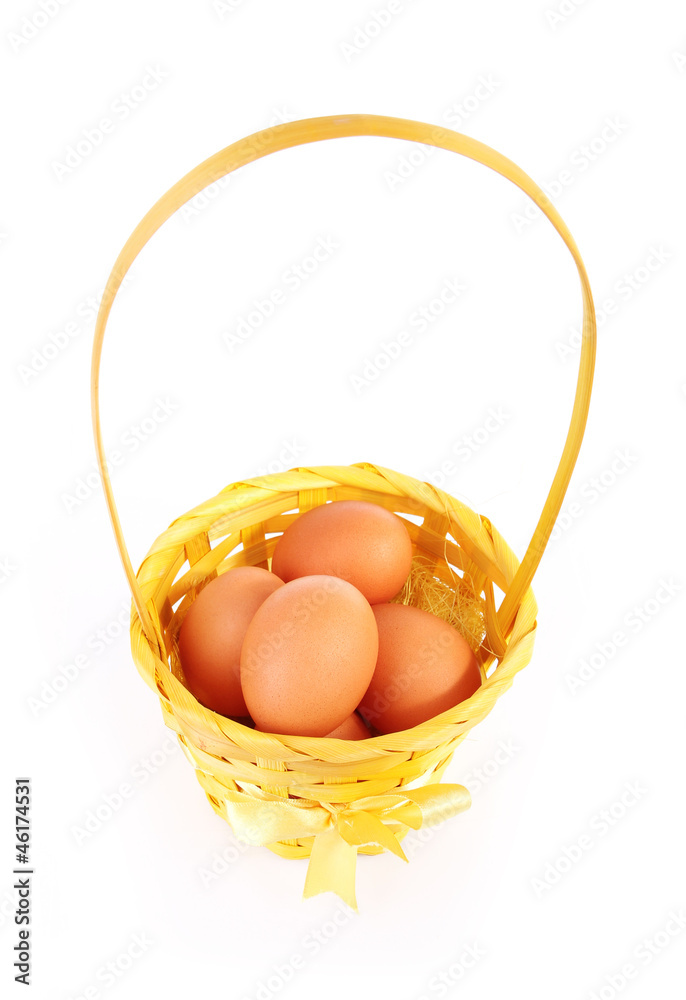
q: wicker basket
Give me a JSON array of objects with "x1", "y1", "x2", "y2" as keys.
[{"x1": 90, "y1": 114, "x2": 596, "y2": 911}]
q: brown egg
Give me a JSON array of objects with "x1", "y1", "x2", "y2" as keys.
[
  {"x1": 240, "y1": 575, "x2": 379, "y2": 737},
  {"x1": 358, "y1": 603, "x2": 482, "y2": 734},
  {"x1": 325, "y1": 712, "x2": 370, "y2": 740},
  {"x1": 178, "y1": 566, "x2": 284, "y2": 717},
  {"x1": 271, "y1": 500, "x2": 412, "y2": 605}
]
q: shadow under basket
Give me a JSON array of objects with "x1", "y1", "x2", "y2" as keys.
[{"x1": 91, "y1": 115, "x2": 596, "y2": 911}]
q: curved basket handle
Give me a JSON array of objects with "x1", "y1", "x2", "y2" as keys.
[{"x1": 91, "y1": 113, "x2": 596, "y2": 646}]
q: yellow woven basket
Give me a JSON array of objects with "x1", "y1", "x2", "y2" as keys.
[{"x1": 90, "y1": 114, "x2": 596, "y2": 911}]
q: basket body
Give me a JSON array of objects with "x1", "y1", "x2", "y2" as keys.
[
  {"x1": 131, "y1": 462, "x2": 538, "y2": 861},
  {"x1": 90, "y1": 114, "x2": 596, "y2": 907}
]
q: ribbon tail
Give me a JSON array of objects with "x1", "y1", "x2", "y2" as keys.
[{"x1": 303, "y1": 828, "x2": 359, "y2": 913}]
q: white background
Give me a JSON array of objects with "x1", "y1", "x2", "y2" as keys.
[{"x1": 3, "y1": 2, "x2": 686, "y2": 998}]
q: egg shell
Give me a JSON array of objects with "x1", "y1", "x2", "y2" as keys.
[
  {"x1": 271, "y1": 500, "x2": 413, "y2": 605},
  {"x1": 358, "y1": 603, "x2": 482, "y2": 734},
  {"x1": 240, "y1": 575, "x2": 379, "y2": 737},
  {"x1": 178, "y1": 565, "x2": 284, "y2": 717},
  {"x1": 325, "y1": 712, "x2": 371, "y2": 740}
]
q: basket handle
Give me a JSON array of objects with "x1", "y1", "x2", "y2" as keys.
[{"x1": 91, "y1": 114, "x2": 596, "y2": 645}]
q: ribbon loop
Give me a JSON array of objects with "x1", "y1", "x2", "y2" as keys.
[{"x1": 337, "y1": 809, "x2": 409, "y2": 861}]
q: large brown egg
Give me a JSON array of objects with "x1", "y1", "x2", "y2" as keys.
[
  {"x1": 358, "y1": 603, "x2": 482, "y2": 734},
  {"x1": 240, "y1": 575, "x2": 378, "y2": 737},
  {"x1": 178, "y1": 566, "x2": 284, "y2": 717},
  {"x1": 271, "y1": 500, "x2": 413, "y2": 605}
]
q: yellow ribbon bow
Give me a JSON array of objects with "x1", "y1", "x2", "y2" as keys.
[{"x1": 221, "y1": 781, "x2": 471, "y2": 911}]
